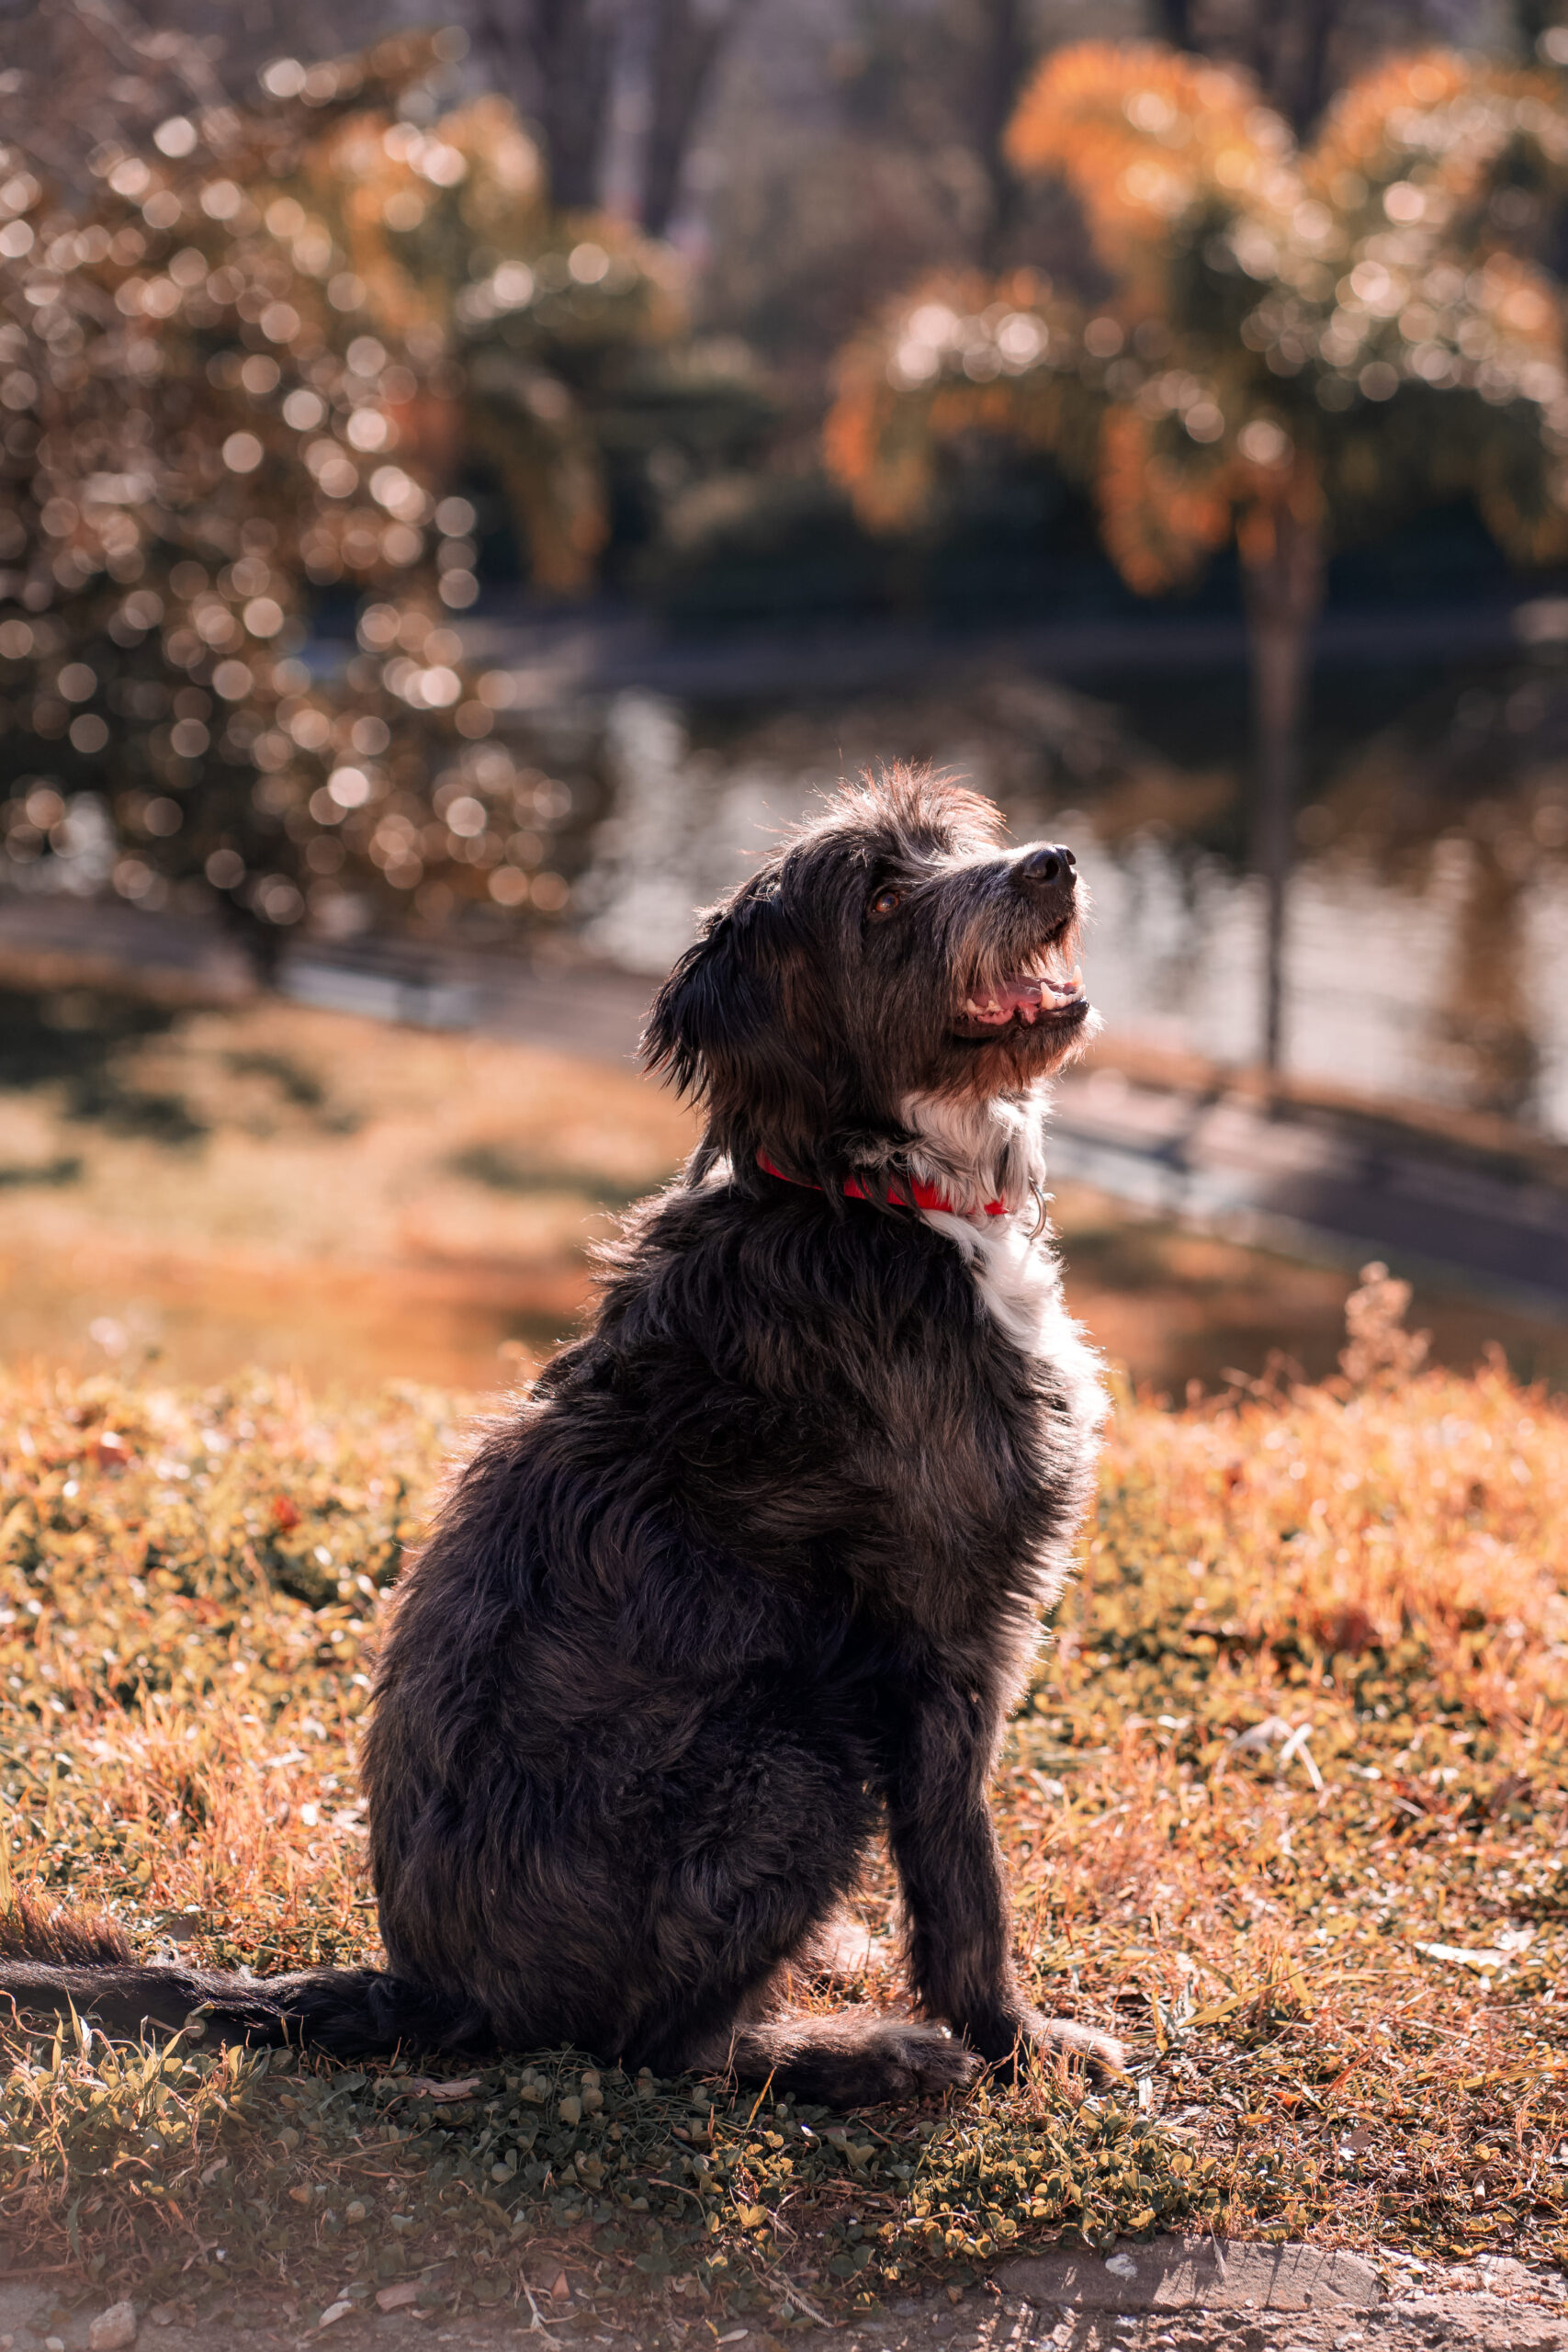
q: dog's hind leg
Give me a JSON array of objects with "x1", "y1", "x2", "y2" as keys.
[
  {"x1": 692, "y1": 2011, "x2": 977, "y2": 2107},
  {"x1": 618, "y1": 1873, "x2": 974, "y2": 2105},
  {"x1": 608, "y1": 1705, "x2": 968, "y2": 2106}
]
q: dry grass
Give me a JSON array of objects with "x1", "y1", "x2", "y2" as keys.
[
  {"x1": 1026, "y1": 1337, "x2": 1567, "y2": 2274},
  {"x1": 0, "y1": 988, "x2": 693, "y2": 1388},
  {"x1": 0, "y1": 1276, "x2": 1562, "y2": 2327}
]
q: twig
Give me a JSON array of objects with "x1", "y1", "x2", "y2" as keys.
[
  {"x1": 518, "y1": 2272, "x2": 564, "y2": 2347},
  {"x1": 769, "y1": 2275, "x2": 838, "y2": 2330},
  {"x1": 647, "y1": 2177, "x2": 712, "y2": 2211},
  {"x1": 1276, "y1": 1722, "x2": 1324, "y2": 1793}
]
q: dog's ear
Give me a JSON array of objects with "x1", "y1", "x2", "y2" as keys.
[
  {"x1": 643, "y1": 885, "x2": 833, "y2": 1150},
  {"x1": 641, "y1": 904, "x2": 762, "y2": 1103}
]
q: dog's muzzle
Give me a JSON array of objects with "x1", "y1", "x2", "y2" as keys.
[{"x1": 953, "y1": 843, "x2": 1084, "y2": 1034}]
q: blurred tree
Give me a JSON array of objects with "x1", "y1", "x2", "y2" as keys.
[
  {"x1": 309, "y1": 88, "x2": 692, "y2": 591},
  {"x1": 0, "y1": 0, "x2": 233, "y2": 198},
  {"x1": 0, "y1": 18, "x2": 681, "y2": 964},
  {"x1": 2, "y1": 0, "x2": 758, "y2": 232},
  {"x1": 828, "y1": 43, "x2": 1568, "y2": 1069},
  {"x1": 437, "y1": 96, "x2": 773, "y2": 587}
]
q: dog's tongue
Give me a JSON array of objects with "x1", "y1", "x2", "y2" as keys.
[
  {"x1": 961, "y1": 964, "x2": 1082, "y2": 1026},
  {"x1": 964, "y1": 978, "x2": 1045, "y2": 1026}
]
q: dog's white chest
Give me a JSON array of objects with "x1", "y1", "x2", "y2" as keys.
[{"x1": 919, "y1": 1209, "x2": 1061, "y2": 1356}]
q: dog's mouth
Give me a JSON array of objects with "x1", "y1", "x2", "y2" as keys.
[{"x1": 952, "y1": 933, "x2": 1087, "y2": 1042}]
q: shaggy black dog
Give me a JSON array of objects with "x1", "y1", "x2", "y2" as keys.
[{"x1": 0, "y1": 767, "x2": 1122, "y2": 2105}]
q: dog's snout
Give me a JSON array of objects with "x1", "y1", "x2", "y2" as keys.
[{"x1": 1014, "y1": 843, "x2": 1077, "y2": 894}]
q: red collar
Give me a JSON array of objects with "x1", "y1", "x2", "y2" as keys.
[{"x1": 756, "y1": 1150, "x2": 1007, "y2": 1218}]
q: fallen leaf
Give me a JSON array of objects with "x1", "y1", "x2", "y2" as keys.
[
  {"x1": 375, "y1": 2285, "x2": 422, "y2": 2313},
  {"x1": 1414, "y1": 1933, "x2": 1533, "y2": 1973}
]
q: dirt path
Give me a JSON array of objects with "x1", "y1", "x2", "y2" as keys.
[{"x1": 3, "y1": 2243, "x2": 1562, "y2": 2352}]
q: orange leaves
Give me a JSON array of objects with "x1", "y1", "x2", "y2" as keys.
[
  {"x1": 827, "y1": 35, "x2": 1568, "y2": 610},
  {"x1": 1099, "y1": 405, "x2": 1325, "y2": 599},
  {"x1": 1307, "y1": 49, "x2": 1568, "y2": 218},
  {"x1": 1108, "y1": 1362, "x2": 1568, "y2": 1717},
  {"x1": 824, "y1": 268, "x2": 1084, "y2": 527},
  {"x1": 822, "y1": 388, "x2": 934, "y2": 532},
  {"x1": 1098, "y1": 406, "x2": 1230, "y2": 594},
  {"x1": 1005, "y1": 40, "x2": 1275, "y2": 276}
]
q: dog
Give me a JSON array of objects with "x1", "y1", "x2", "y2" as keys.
[{"x1": 0, "y1": 766, "x2": 1122, "y2": 2105}]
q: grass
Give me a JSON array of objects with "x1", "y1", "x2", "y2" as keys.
[
  {"x1": 0, "y1": 1275, "x2": 1562, "y2": 2332},
  {"x1": 0, "y1": 988, "x2": 694, "y2": 1389}
]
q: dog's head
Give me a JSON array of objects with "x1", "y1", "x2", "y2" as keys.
[{"x1": 643, "y1": 766, "x2": 1092, "y2": 1197}]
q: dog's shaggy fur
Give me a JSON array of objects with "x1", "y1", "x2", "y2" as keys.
[{"x1": 0, "y1": 768, "x2": 1121, "y2": 2103}]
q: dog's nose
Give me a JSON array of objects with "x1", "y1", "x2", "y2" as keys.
[{"x1": 1013, "y1": 843, "x2": 1077, "y2": 894}]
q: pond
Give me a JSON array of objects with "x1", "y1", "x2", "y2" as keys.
[
  {"x1": 561, "y1": 648, "x2": 1568, "y2": 1142},
  {"x1": 8, "y1": 611, "x2": 1568, "y2": 1144}
]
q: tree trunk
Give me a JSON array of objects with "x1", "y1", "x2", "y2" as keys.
[
  {"x1": 972, "y1": 0, "x2": 1029, "y2": 267},
  {"x1": 1148, "y1": 0, "x2": 1193, "y2": 48},
  {"x1": 1283, "y1": 0, "x2": 1344, "y2": 137},
  {"x1": 473, "y1": 0, "x2": 620, "y2": 210},
  {"x1": 1241, "y1": 507, "x2": 1324, "y2": 1079},
  {"x1": 640, "y1": 0, "x2": 752, "y2": 239}
]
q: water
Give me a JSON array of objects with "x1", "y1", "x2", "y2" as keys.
[
  {"x1": 1085, "y1": 832, "x2": 1568, "y2": 1135},
  {"x1": 571, "y1": 686, "x2": 1568, "y2": 1140}
]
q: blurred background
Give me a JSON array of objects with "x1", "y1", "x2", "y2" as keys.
[{"x1": 4, "y1": 0, "x2": 1568, "y2": 1393}]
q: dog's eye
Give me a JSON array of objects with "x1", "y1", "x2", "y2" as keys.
[{"x1": 867, "y1": 887, "x2": 903, "y2": 920}]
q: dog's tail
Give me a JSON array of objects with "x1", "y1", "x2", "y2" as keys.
[{"x1": 0, "y1": 1903, "x2": 477, "y2": 2057}]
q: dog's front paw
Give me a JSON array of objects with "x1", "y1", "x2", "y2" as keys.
[
  {"x1": 1026, "y1": 2011, "x2": 1127, "y2": 2080},
  {"x1": 969, "y1": 2005, "x2": 1127, "y2": 2083}
]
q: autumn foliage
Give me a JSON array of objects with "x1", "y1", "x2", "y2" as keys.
[
  {"x1": 0, "y1": 33, "x2": 678, "y2": 949},
  {"x1": 827, "y1": 43, "x2": 1568, "y2": 594}
]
